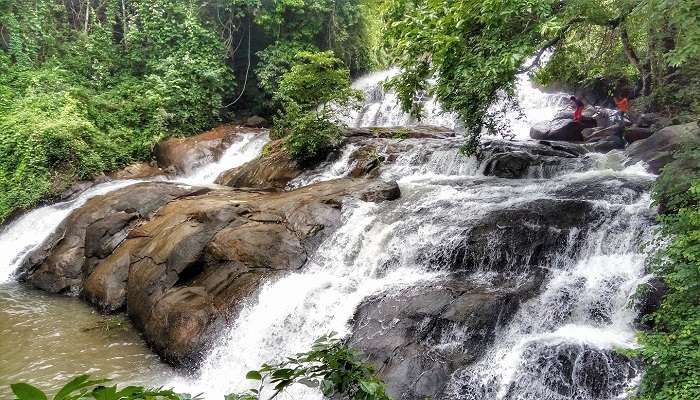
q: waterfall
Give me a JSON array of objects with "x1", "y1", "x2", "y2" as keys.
[
  {"x1": 179, "y1": 71, "x2": 655, "y2": 399},
  {"x1": 0, "y1": 132, "x2": 268, "y2": 284},
  {"x1": 340, "y1": 68, "x2": 460, "y2": 130},
  {"x1": 340, "y1": 68, "x2": 570, "y2": 140}
]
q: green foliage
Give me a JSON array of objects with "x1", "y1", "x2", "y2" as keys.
[
  {"x1": 382, "y1": 0, "x2": 700, "y2": 151},
  {"x1": 272, "y1": 51, "x2": 362, "y2": 164},
  {"x1": 274, "y1": 103, "x2": 345, "y2": 164},
  {"x1": 275, "y1": 51, "x2": 363, "y2": 110},
  {"x1": 635, "y1": 147, "x2": 700, "y2": 400},
  {"x1": 231, "y1": 334, "x2": 391, "y2": 400},
  {"x1": 653, "y1": 147, "x2": 700, "y2": 213},
  {"x1": 10, "y1": 375, "x2": 186, "y2": 400}
]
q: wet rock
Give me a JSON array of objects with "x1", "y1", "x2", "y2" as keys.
[
  {"x1": 479, "y1": 140, "x2": 590, "y2": 179},
  {"x1": 155, "y1": 124, "x2": 266, "y2": 175},
  {"x1": 348, "y1": 145, "x2": 384, "y2": 178},
  {"x1": 445, "y1": 342, "x2": 639, "y2": 400},
  {"x1": 349, "y1": 279, "x2": 540, "y2": 400},
  {"x1": 530, "y1": 118, "x2": 595, "y2": 142},
  {"x1": 504, "y1": 342, "x2": 638, "y2": 399},
  {"x1": 21, "y1": 178, "x2": 401, "y2": 365},
  {"x1": 110, "y1": 162, "x2": 165, "y2": 180},
  {"x1": 623, "y1": 126, "x2": 654, "y2": 143},
  {"x1": 583, "y1": 135, "x2": 626, "y2": 153},
  {"x1": 20, "y1": 182, "x2": 207, "y2": 294},
  {"x1": 551, "y1": 175, "x2": 653, "y2": 203},
  {"x1": 216, "y1": 139, "x2": 301, "y2": 189},
  {"x1": 433, "y1": 199, "x2": 598, "y2": 275},
  {"x1": 582, "y1": 125, "x2": 620, "y2": 142},
  {"x1": 243, "y1": 115, "x2": 270, "y2": 128},
  {"x1": 634, "y1": 277, "x2": 668, "y2": 328},
  {"x1": 625, "y1": 122, "x2": 700, "y2": 173}
]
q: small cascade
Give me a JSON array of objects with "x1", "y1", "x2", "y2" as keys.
[
  {"x1": 0, "y1": 131, "x2": 268, "y2": 283},
  {"x1": 342, "y1": 68, "x2": 460, "y2": 129},
  {"x1": 343, "y1": 68, "x2": 570, "y2": 138}
]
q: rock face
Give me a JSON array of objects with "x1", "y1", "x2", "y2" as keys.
[
  {"x1": 625, "y1": 122, "x2": 700, "y2": 173},
  {"x1": 216, "y1": 139, "x2": 301, "y2": 189},
  {"x1": 110, "y1": 162, "x2": 165, "y2": 180},
  {"x1": 480, "y1": 140, "x2": 589, "y2": 178},
  {"x1": 432, "y1": 198, "x2": 598, "y2": 276},
  {"x1": 155, "y1": 124, "x2": 266, "y2": 175},
  {"x1": 530, "y1": 118, "x2": 594, "y2": 142},
  {"x1": 20, "y1": 178, "x2": 400, "y2": 365},
  {"x1": 21, "y1": 182, "x2": 207, "y2": 294},
  {"x1": 349, "y1": 279, "x2": 540, "y2": 400}
]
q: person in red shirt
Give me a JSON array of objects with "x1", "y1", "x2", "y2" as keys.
[
  {"x1": 570, "y1": 96, "x2": 585, "y2": 122},
  {"x1": 614, "y1": 95, "x2": 629, "y2": 119}
]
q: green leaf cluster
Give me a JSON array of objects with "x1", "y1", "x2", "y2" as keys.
[
  {"x1": 635, "y1": 145, "x2": 700, "y2": 400},
  {"x1": 271, "y1": 51, "x2": 363, "y2": 164},
  {"x1": 11, "y1": 375, "x2": 187, "y2": 400},
  {"x1": 233, "y1": 333, "x2": 391, "y2": 400}
]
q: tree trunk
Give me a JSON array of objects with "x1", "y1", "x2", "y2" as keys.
[{"x1": 619, "y1": 26, "x2": 649, "y2": 96}]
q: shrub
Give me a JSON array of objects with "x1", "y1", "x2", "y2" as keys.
[
  {"x1": 271, "y1": 50, "x2": 362, "y2": 164},
  {"x1": 635, "y1": 147, "x2": 700, "y2": 400}
]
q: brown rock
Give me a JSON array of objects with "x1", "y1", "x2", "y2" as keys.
[
  {"x1": 155, "y1": 124, "x2": 267, "y2": 175},
  {"x1": 22, "y1": 178, "x2": 401, "y2": 366},
  {"x1": 216, "y1": 139, "x2": 302, "y2": 189},
  {"x1": 20, "y1": 182, "x2": 208, "y2": 294},
  {"x1": 110, "y1": 162, "x2": 165, "y2": 180}
]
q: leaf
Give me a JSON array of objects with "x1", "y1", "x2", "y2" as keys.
[
  {"x1": 10, "y1": 383, "x2": 48, "y2": 400},
  {"x1": 54, "y1": 375, "x2": 109, "y2": 400},
  {"x1": 245, "y1": 370, "x2": 262, "y2": 381},
  {"x1": 297, "y1": 378, "x2": 319, "y2": 388}
]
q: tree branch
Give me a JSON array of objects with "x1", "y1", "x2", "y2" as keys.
[{"x1": 517, "y1": 17, "x2": 583, "y2": 73}]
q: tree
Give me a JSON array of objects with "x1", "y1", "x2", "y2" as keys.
[
  {"x1": 272, "y1": 51, "x2": 363, "y2": 164},
  {"x1": 382, "y1": 0, "x2": 700, "y2": 152}
]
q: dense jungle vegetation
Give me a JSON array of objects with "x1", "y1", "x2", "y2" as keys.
[
  {"x1": 0, "y1": 0, "x2": 381, "y2": 221},
  {"x1": 2, "y1": 0, "x2": 699, "y2": 399}
]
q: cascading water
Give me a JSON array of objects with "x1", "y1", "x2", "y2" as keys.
[
  {"x1": 0, "y1": 67, "x2": 657, "y2": 400},
  {"x1": 183, "y1": 71, "x2": 656, "y2": 400},
  {"x1": 341, "y1": 68, "x2": 570, "y2": 140}
]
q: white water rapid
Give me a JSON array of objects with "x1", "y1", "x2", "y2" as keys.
[
  {"x1": 0, "y1": 132, "x2": 268, "y2": 283},
  {"x1": 180, "y1": 72, "x2": 656, "y2": 400}
]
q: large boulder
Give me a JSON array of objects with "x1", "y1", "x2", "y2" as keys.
[
  {"x1": 20, "y1": 182, "x2": 208, "y2": 294},
  {"x1": 530, "y1": 118, "x2": 594, "y2": 142},
  {"x1": 155, "y1": 125, "x2": 266, "y2": 175},
  {"x1": 349, "y1": 279, "x2": 541, "y2": 400},
  {"x1": 216, "y1": 139, "x2": 302, "y2": 189},
  {"x1": 480, "y1": 140, "x2": 589, "y2": 179},
  {"x1": 21, "y1": 178, "x2": 401, "y2": 366},
  {"x1": 625, "y1": 122, "x2": 700, "y2": 173},
  {"x1": 430, "y1": 198, "x2": 598, "y2": 276},
  {"x1": 623, "y1": 126, "x2": 654, "y2": 143}
]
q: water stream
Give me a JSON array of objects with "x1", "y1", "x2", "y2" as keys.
[{"x1": 0, "y1": 71, "x2": 656, "y2": 400}]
